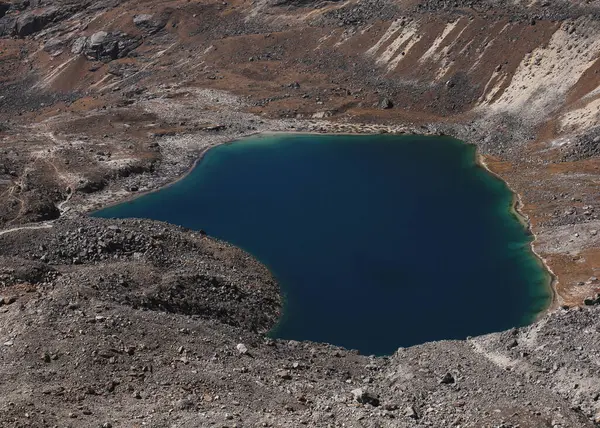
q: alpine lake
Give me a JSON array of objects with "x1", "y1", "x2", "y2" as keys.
[{"x1": 94, "y1": 134, "x2": 551, "y2": 356}]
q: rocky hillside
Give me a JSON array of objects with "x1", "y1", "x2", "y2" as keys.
[
  {"x1": 1, "y1": 0, "x2": 600, "y2": 426},
  {"x1": 1, "y1": 216, "x2": 600, "y2": 427}
]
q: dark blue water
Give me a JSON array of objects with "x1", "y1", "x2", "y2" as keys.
[{"x1": 95, "y1": 134, "x2": 551, "y2": 355}]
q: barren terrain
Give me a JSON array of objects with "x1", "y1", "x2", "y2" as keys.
[{"x1": 1, "y1": 0, "x2": 600, "y2": 426}]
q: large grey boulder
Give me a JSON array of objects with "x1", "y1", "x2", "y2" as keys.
[
  {"x1": 89, "y1": 31, "x2": 108, "y2": 48},
  {"x1": 14, "y1": 7, "x2": 58, "y2": 37},
  {"x1": 15, "y1": 12, "x2": 37, "y2": 36}
]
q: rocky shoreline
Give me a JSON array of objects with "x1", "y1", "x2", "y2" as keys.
[{"x1": 477, "y1": 153, "x2": 558, "y2": 315}]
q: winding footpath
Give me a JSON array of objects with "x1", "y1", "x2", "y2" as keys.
[
  {"x1": 0, "y1": 189, "x2": 72, "y2": 237},
  {"x1": 0, "y1": 222, "x2": 54, "y2": 237}
]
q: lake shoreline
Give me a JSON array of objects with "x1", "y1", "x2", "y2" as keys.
[
  {"x1": 477, "y1": 153, "x2": 557, "y2": 316},
  {"x1": 93, "y1": 132, "x2": 555, "y2": 347}
]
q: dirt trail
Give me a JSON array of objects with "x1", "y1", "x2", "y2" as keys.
[{"x1": 0, "y1": 222, "x2": 53, "y2": 236}]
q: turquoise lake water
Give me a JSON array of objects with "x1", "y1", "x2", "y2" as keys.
[{"x1": 94, "y1": 134, "x2": 551, "y2": 355}]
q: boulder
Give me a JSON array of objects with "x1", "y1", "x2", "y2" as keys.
[
  {"x1": 350, "y1": 388, "x2": 380, "y2": 406},
  {"x1": 15, "y1": 7, "x2": 58, "y2": 37},
  {"x1": 583, "y1": 294, "x2": 600, "y2": 306},
  {"x1": 276, "y1": 369, "x2": 292, "y2": 380},
  {"x1": 43, "y1": 37, "x2": 64, "y2": 54},
  {"x1": 404, "y1": 406, "x2": 418, "y2": 419},
  {"x1": 84, "y1": 31, "x2": 141, "y2": 62},
  {"x1": 133, "y1": 13, "x2": 166, "y2": 34},
  {"x1": 71, "y1": 36, "x2": 87, "y2": 54},
  {"x1": 89, "y1": 31, "x2": 108, "y2": 48},
  {"x1": 439, "y1": 372, "x2": 455, "y2": 384},
  {"x1": 133, "y1": 14, "x2": 153, "y2": 26},
  {"x1": 383, "y1": 403, "x2": 399, "y2": 411},
  {"x1": 378, "y1": 97, "x2": 394, "y2": 109},
  {"x1": 0, "y1": 295, "x2": 17, "y2": 305},
  {"x1": 15, "y1": 12, "x2": 37, "y2": 36}
]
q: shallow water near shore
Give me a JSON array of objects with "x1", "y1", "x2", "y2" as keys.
[{"x1": 94, "y1": 134, "x2": 551, "y2": 355}]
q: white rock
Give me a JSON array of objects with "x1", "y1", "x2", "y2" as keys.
[
  {"x1": 89, "y1": 31, "x2": 108, "y2": 48},
  {"x1": 71, "y1": 36, "x2": 87, "y2": 54},
  {"x1": 133, "y1": 14, "x2": 153, "y2": 26}
]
